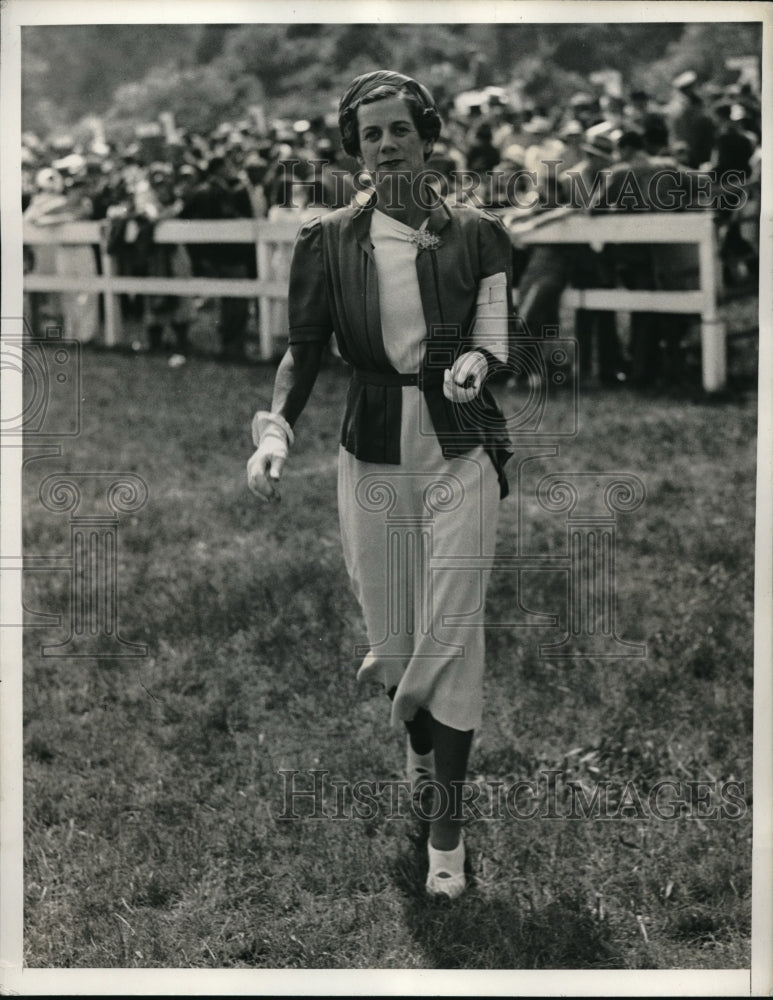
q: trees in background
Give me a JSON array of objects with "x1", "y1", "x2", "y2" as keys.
[{"x1": 21, "y1": 21, "x2": 762, "y2": 140}]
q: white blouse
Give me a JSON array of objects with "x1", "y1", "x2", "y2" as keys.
[{"x1": 369, "y1": 208, "x2": 429, "y2": 374}]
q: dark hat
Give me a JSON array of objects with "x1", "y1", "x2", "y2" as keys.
[
  {"x1": 642, "y1": 112, "x2": 669, "y2": 140},
  {"x1": 206, "y1": 155, "x2": 227, "y2": 174},
  {"x1": 337, "y1": 69, "x2": 441, "y2": 157},
  {"x1": 617, "y1": 129, "x2": 645, "y2": 153}
]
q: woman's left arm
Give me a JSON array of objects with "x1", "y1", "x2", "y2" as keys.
[{"x1": 444, "y1": 214, "x2": 514, "y2": 403}]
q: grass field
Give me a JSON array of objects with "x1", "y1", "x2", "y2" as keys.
[{"x1": 21, "y1": 312, "x2": 757, "y2": 969}]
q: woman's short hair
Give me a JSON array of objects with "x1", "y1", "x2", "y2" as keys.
[{"x1": 338, "y1": 70, "x2": 442, "y2": 159}]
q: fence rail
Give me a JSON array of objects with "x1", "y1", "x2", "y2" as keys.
[
  {"x1": 24, "y1": 210, "x2": 727, "y2": 390},
  {"x1": 23, "y1": 217, "x2": 301, "y2": 360},
  {"x1": 506, "y1": 208, "x2": 725, "y2": 391}
]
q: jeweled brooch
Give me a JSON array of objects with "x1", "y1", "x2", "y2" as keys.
[{"x1": 408, "y1": 230, "x2": 442, "y2": 251}]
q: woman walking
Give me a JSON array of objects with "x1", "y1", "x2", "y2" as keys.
[{"x1": 248, "y1": 70, "x2": 514, "y2": 898}]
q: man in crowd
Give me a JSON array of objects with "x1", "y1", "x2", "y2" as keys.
[
  {"x1": 179, "y1": 155, "x2": 254, "y2": 362},
  {"x1": 668, "y1": 70, "x2": 716, "y2": 170},
  {"x1": 562, "y1": 123, "x2": 627, "y2": 386},
  {"x1": 712, "y1": 101, "x2": 757, "y2": 284},
  {"x1": 600, "y1": 128, "x2": 696, "y2": 386},
  {"x1": 141, "y1": 162, "x2": 195, "y2": 361}
]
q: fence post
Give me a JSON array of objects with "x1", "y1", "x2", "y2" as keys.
[
  {"x1": 252, "y1": 218, "x2": 262, "y2": 357},
  {"x1": 697, "y1": 212, "x2": 726, "y2": 393},
  {"x1": 98, "y1": 222, "x2": 122, "y2": 348},
  {"x1": 256, "y1": 223, "x2": 272, "y2": 361}
]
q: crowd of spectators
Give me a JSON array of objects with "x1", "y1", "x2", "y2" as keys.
[{"x1": 22, "y1": 68, "x2": 761, "y2": 382}]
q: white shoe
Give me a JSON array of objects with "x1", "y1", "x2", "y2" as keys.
[
  {"x1": 426, "y1": 837, "x2": 466, "y2": 899},
  {"x1": 406, "y1": 737, "x2": 434, "y2": 793}
]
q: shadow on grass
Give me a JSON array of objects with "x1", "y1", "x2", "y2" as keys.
[{"x1": 390, "y1": 830, "x2": 614, "y2": 969}]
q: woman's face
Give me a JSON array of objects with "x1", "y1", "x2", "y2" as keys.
[{"x1": 356, "y1": 96, "x2": 432, "y2": 178}]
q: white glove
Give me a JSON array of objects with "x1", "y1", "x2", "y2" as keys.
[
  {"x1": 247, "y1": 411, "x2": 294, "y2": 503},
  {"x1": 443, "y1": 350, "x2": 489, "y2": 404}
]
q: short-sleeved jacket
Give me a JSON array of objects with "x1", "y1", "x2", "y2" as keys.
[{"x1": 288, "y1": 197, "x2": 515, "y2": 497}]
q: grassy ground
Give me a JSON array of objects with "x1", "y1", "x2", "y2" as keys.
[{"x1": 21, "y1": 310, "x2": 756, "y2": 969}]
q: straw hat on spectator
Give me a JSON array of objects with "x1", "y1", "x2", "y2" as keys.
[
  {"x1": 559, "y1": 120, "x2": 584, "y2": 139},
  {"x1": 581, "y1": 122, "x2": 618, "y2": 159},
  {"x1": 522, "y1": 115, "x2": 552, "y2": 135},
  {"x1": 50, "y1": 135, "x2": 75, "y2": 153},
  {"x1": 673, "y1": 70, "x2": 698, "y2": 92},
  {"x1": 502, "y1": 143, "x2": 526, "y2": 166},
  {"x1": 570, "y1": 92, "x2": 595, "y2": 109},
  {"x1": 244, "y1": 151, "x2": 268, "y2": 168},
  {"x1": 671, "y1": 140, "x2": 690, "y2": 164},
  {"x1": 52, "y1": 152, "x2": 87, "y2": 176},
  {"x1": 35, "y1": 167, "x2": 65, "y2": 193},
  {"x1": 149, "y1": 161, "x2": 174, "y2": 184}
]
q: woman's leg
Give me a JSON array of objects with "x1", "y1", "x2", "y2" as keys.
[
  {"x1": 405, "y1": 705, "x2": 433, "y2": 755},
  {"x1": 388, "y1": 688, "x2": 434, "y2": 785},
  {"x1": 428, "y1": 716, "x2": 473, "y2": 850}
]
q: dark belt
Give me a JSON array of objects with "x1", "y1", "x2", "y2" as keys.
[{"x1": 352, "y1": 368, "x2": 444, "y2": 388}]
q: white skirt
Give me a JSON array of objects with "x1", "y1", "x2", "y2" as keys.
[{"x1": 337, "y1": 387, "x2": 500, "y2": 733}]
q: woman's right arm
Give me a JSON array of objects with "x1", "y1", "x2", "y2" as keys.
[
  {"x1": 270, "y1": 342, "x2": 326, "y2": 427},
  {"x1": 247, "y1": 342, "x2": 324, "y2": 503},
  {"x1": 247, "y1": 218, "x2": 332, "y2": 503}
]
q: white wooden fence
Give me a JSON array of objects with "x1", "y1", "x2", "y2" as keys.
[
  {"x1": 24, "y1": 210, "x2": 727, "y2": 390},
  {"x1": 506, "y1": 208, "x2": 725, "y2": 392},
  {"x1": 23, "y1": 217, "x2": 300, "y2": 362}
]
